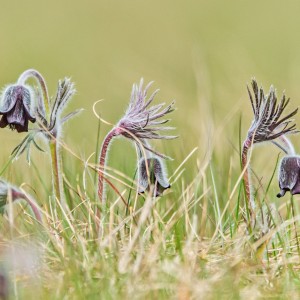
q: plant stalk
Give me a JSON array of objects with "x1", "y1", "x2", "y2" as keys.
[
  {"x1": 280, "y1": 135, "x2": 296, "y2": 155},
  {"x1": 50, "y1": 137, "x2": 64, "y2": 205},
  {"x1": 13, "y1": 190, "x2": 42, "y2": 223},
  {"x1": 17, "y1": 69, "x2": 50, "y2": 116},
  {"x1": 98, "y1": 128, "x2": 118, "y2": 204},
  {"x1": 242, "y1": 138, "x2": 255, "y2": 226}
]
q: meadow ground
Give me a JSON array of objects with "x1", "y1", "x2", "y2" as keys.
[{"x1": 1, "y1": 1, "x2": 300, "y2": 299}]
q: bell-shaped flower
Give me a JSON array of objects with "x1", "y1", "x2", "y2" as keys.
[
  {"x1": 138, "y1": 156, "x2": 170, "y2": 197},
  {"x1": 0, "y1": 85, "x2": 35, "y2": 132},
  {"x1": 277, "y1": 155, "x2": 300, "y2": 198}
]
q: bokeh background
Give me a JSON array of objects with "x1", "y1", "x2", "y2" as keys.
[{"x1": 1, "y1": 0, "x2": 300, "y2": 199}]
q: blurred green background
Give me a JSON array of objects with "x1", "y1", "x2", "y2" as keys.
[{"x1": 1, "y1": 0, "x2": 300, "y2": 196}]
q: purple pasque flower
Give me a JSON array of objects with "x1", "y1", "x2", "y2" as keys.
[
  {"x1": 11, "y1": 77, "x2": 79, "y2": 161},
  {"x1": 277, "y1": 155, "x2": 300, "y2": 198},
  {"x1": 117, "y1": 79, "x2": 177, "y2": 157},
  {"x1": 0, "y1": 84, "x2": 35, "y2": 132},
  {"x1": 98, "y1": 79, "x2": 177, "y2": 202},
  {"x1": 246, "y1": 79, "x2": 298, "y2": 144},
  {"x1": 138, "y1": 156, "x2": 170, "y2": 197},
  {"x1": 242, "y1": 79, "x2": 299, "y2": 226}
]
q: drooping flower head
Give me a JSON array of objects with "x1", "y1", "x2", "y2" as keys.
[
  {"x1": 138, "y1": 156, "x2": 170, "y2": 197},
  {"x1": 277, "y1": 155, "x2": 300, "y2": 198},
  {"x1": 246, "y1": 79, "x2": 298, "y2": 145},
  {"x1": 11, "y1": 77, "x2": 79, "y2": 161},
  {"x1": 0, "y1": 84, "x2": 35, "y2": 132}
]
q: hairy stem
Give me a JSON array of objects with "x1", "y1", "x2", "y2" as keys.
[
  {"x1": 17, "y1": 69, "x2": 50, "y2": 116},
  {"x1": 242, "y1": 138, "x2": 255, "y2": 226},
  {"x1": 13, "y1": 190, "x2": 42, "y2": 223},
  {"x1": 98, "y1": 128, "x2": 118, "y2": 204},
  {"x1": 50, "y1": 137, "x2": 64, "y2": 205},
  {"x1": 279, "y1": 135, "x2": 296, "y2": 155}
]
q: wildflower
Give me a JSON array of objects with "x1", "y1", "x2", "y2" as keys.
[
  {"x1": 0, "y1": 85, "x2": 35, "y2": 132},
  {"x1": 98, "y1": 78, "x2": 177, "y2": 202},
  {"x1": 277, "y1": 155, "x2": 300, "y2": 198},
  {"x1": 0, "y1": 69, "x2": 81, "y2": 206},
  {"x1": 10, "y1": 77, "x2": 79, "y2": 162},
  {"x1": 138, "y1": 156, "x2": 170, "y2": 197},
  {"x1": 242, "y1": 79, "x2": 298, "y2": 226}
]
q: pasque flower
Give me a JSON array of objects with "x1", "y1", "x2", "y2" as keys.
[
  {"x1": 0, "y1": 69, "x2": 80, "y2": 205},
  {"x1": 138, "y1": 156, "x2": 170, "y2": 197},
  {"x1": 242, "y1": 79, "x2": 298, "y2": 225},
  {"x1": 277, "y1": 155, "x2": 300, "y2": 198},
  {"x1": 98, "y1": 79, "x2": 177, "y2": 202},
  {"x1": 0, "y1": 84, "x2": 35, "y2": 132}
]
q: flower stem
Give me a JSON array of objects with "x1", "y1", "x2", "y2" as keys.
[
  {"x1": 242, "y1": 138, "x2": 255, "y2": 226},
  {"x1": 98, "y1": 128, "x2": 118, "y2": 204},
  {"x1": 279, "y1": 135, "x2": 296, "y2": 155},
  {"x1": 17, "y1": 69, "x2": 50, "y2": 116},
  {"x1": 13, "y1": 190, "x2": 42, "y2": 223},
  {"x1": 50, "y1": 137, "x2": 64, "y2": 205}
]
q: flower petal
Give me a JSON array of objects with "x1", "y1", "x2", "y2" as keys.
[
  {"x1": 0, "y1": 86, "x2": 18, "y2": 113},
  {"x1": 6, "y1": 101, "x2": 25, "y2": 126},
  {"x1": 138, "y1": 159, "x2": 150, "y2": 193}
]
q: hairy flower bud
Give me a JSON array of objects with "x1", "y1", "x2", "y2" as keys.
[
  {"x1": 0, "y1": 84, "x2": 35, "y2": 132},
  {"x1": 277, "y1": 156, "x2": 300, "y2": 198},
  {"x1": 138, "y1": 157, "x2": 170, "y2": 197},
  {"x1": 246, "y1": 80, "x2": 298, "y2": 144}
]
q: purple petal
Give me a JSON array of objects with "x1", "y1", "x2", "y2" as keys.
[
  {"x1": 22, "y1": 86, "x2": 35, "y2": 120},
  {"x1": 0, "y1": 86, "x2": 18, "y2": 113},
  {"x1": 0, "y1": 115, "x2": 8, "y2": 128},
  {"x1": 6, "y1": 101, "x2": 25, "y2": 126},
  {"x1": 153, "y1": 158, "x2": 170, "y2": 189}
]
